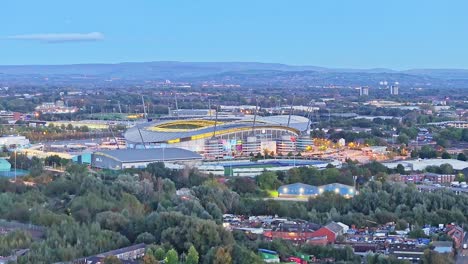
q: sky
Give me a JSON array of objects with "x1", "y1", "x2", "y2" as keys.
[{"x1": 1, "y1": 0, "x2": 468, "y2": 69}]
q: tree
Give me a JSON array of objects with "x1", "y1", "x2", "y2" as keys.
[
  {"x1": 396, "y1": 164, "x2": 405, "y2": 175},
  {"x1": 419, "y1": 146, "x2": 437, "y2": 159},
  {"x1": 165, "y1": 249, "x2": 179, "y2": 264},
  {"x1": 396, "y1": 133, "x2": 409, "y2": 145},
  {"x1": 186, "y1": 245, "x2": 199, "y2": 264},
  {"x1": 229, "y1": 177, "x2": 257, "y2": 194},
  {"x1": 135, "y1": 232, "x2": 156, "y2": 244},
  {"x1": 457, "y1": 152, "x2": 467, "y2": 161},
  {"x1": 311, "y1": 129, "x2": 326, "y2": 138},
  {"x1": 142, "y1": 254, "x2": 157, "y2": 264},
  {"x1": 420, "y1": 249, "x2": 454, "y2": 264},
  {"x1": 257, "y1": 171, "x2": 279, "y2": 190},
  {"x1": 45, "y1": 155, "x2": 63, "y2": 167},
  {"x1": 441, "y1": 152, "x2": 451, "y2": 159},
  {"x1": 439, "y1": 164, "x2": 454, "y2": 175},
  {"x1": 463, "y1": 129, "x2": 468, "y2": 141},
  {"x1": 29, "y1": 157, "x2": 44, "y2": 177},
  {"x1": 213, "y1": 247, "x2": 232, "y2": 264},
  {"x1": 408, "y1": 228, "x2": 427, "y2": 238},
  {"x1": 102, "y1": 256, "x2": 123, "y2": 264},
  {"x1": 154, "y1": 247, "x2": 166, "y2": 261},
  {"x1": 455, "y1": 173, "x2": 465, "y2": 182}
]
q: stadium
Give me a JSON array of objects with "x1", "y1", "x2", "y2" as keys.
[{"x1": 124, "y1": 115, "x2": 311, "y2": 158}]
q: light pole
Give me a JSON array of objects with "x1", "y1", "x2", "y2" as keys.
[{"x1": 14, "y1": 150, "x2": 17, "y2": 181}]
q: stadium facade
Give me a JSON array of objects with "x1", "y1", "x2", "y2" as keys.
[{"x1": 124, "y1": 115, "x2": 311, "y2": 159}]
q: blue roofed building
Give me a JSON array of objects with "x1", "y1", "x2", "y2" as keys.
[
  {"x1": 72, "y1": 152, "x2": 92, "y2": 165},
  {"x1": 321, "y1": 183, "x2": 356, "y2": 197},
  {"x1": 0, "y1": 159, "x2": 12, "y2": 172},
  {"x1": 278, "y1": 182, "x2": 355, "y2": 199},
  {"x1": 278, "y1": 183, "x2": 318, "y2": 198},
  {"x1": 432, "y1": 241, "x2": 453, "y2": 254}
]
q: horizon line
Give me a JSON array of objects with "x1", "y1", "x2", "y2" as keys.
[{"x1": 0, "y1": 60, "x2": 468, "y2": 71}]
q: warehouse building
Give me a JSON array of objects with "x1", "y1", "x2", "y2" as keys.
[
  {"x1": 91, "y1": 148, "x2": 202, "y2": 170},
  {"x1": 278, "y1": 182, "x2": 355, "y2": 198},
  {"x1": 0, "y1": 135, "x2": 30, "y2": 149}
]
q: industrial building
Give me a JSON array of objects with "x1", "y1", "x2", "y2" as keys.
[
  {"x1": 197, "y1": 159, "x2": 340, "y2": 177},
  {"x1": 278, "y1": 182, "x2": 355, "y2": 198},
  {"x1": 0, "y1": 111, "x2": 22, "y2": 124},
  {"x1": 91, "y1": 148, "x2": 202, "y2": 170},
  {"x1": 263, "y1": 221, "x2": 322, "y2": 242},
  {"x1": 383, "y1": 158, "x2": 468, "y2": 171},
  {"x1": 124, "y1": 115, "x2": 312, "y2": 158},
  {"x1": 308, "y1": 222, "x2": 349, "y2": 244},
  {"x1": 0, "y1": 136, "x2": 30, "y2": 149}
]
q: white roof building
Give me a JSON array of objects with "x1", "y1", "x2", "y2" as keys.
[{"x1": 383, "y1": 158, "x2": 468, "y2": 171}]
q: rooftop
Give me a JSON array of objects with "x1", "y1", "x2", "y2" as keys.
[
  {"x1": 383, "y1": 158, "x2": 468, "y2": 171},
  {"x1": 432, "y1": 241, "x2": 453, "y2": 248},
  {"x1": 124, "y1": 115, "x2": 308, "y2": 143},
  {"x1": 94, "y1": 148, "x2": 202, "y2": 163},
  {"x1": 0, "y1": 159, "x2": 11, "y2": 166},
  {"x1": 325, "y1": 222, "x2": 344, "y2": 234}
]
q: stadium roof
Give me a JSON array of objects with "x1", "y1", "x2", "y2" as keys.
[
  {"x1": 94, "y1": 148, "x2": 202, "y2": 163},
  {"x1": 125, "y1": 115, "x2": 308, "y2": 144}
]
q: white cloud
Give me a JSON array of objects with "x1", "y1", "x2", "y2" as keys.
[{"x1": 6, "y1": 32, "x2": 104, "y2": 43}]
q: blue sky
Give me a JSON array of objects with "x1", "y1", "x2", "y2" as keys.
[{"x1": 1, "y1": 0, "x2": 468, "y2": 69}]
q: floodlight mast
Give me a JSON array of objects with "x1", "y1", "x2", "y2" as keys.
[
  {"x1": 287, "y1": 95, "x2": 295, "y2": 128},
  {"x1": 141, "y1": 95, "x2": 147, "y2": 119},
  {"x1": 252, "y1": 97, "x2": 259, "y2": 133}
]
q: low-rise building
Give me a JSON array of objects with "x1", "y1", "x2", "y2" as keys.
[
  {"x1": 383, "y1": 159, "x2": 468, "y2": 171},
  {"x1": 446, "y1": 225, "x2": 464, "y2": 249},
  {"x1": 0, "y1": 135, "x2": 30, "y2": 149},
  {"x1": 388, "y1": 243, "x2": 426, "y2": 262},
  {"x1": 91, "y1": 148, "x2": 202, "y2": 170},
  {"x1": 394, "y1": 174, "x2": 425, "y2": 183},
  {"x1": 263, "y1": 222, "x2": 321, "y2": 242},
  {"x1": 432, "y1": 241, "x2": 453, "y2": 254},
  {"x1": 72, "y1": 243, "x2": 146, "y2": 264},
  {"x1": 309, "y1": 222, "x2": 348, "y2": 244},
  {"x1": 424, "y1": 173, "x2": 456, "y2": 184},
  {"x1": 278, "y1": 183, "x2": 355, "y2": 198},
  {"x1": 394, "y1": 173, "x2": 455, "y2": 184}
]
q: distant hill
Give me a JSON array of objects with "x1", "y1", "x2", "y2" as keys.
[{"x1": 0, "y1": 61, "x2": 468, "y2": 87}]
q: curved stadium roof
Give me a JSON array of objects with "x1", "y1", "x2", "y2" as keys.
[{"x1": 124, "y1": 115, "x2": 309, "y2": 144}]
